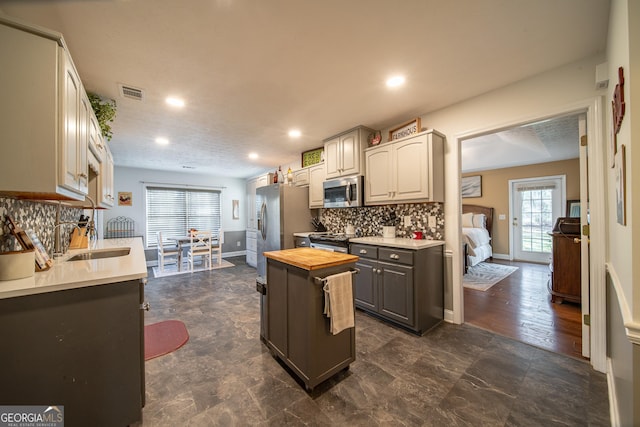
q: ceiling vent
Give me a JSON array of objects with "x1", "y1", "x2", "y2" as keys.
[{"x1": 118, "y1": 84, "x2": 144, "y2": 101}]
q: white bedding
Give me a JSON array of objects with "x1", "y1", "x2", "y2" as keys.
[{"x1": 462, "y1": 226, "x2": 492, "y2": 267}]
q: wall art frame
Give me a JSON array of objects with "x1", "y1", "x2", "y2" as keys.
[{"x1": 461, "y1": 175, "x2": 482, "y2": 198}]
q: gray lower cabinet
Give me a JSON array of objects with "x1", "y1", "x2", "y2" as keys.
[
  {"x1": 0, "y1": 279, "x2": 144, "y2": 427},
  {"x1": 350, "y1": 243, "x2": 443, "y2": 334}
]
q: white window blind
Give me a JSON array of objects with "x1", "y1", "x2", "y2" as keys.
[{"x1": 146, "y1": 186, "x2": 221, "y2": 247}]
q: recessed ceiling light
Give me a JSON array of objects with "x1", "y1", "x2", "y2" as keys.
[
  {"x1": 155, "y1": 137, "x2": 169, "y2": 145},
  {"x1": 165, "y1": 97, "x2": 185, "y2": 108},
  {"x1": 386, "y1": 75, "x2": 405, "y2": 88},
  {"x1": 288, "y1": 129, "x2": 301, "y2": 138},
  {"x1": 248, "y1": 152, "x2": 258, "y2": 159}
]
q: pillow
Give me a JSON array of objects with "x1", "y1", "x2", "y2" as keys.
[
  {"x1": 462, "y1": 212, "x2": 474, "y2": 228},
  {"x1": 472, "y1": 213, "x2": 487, "y2": 229}
]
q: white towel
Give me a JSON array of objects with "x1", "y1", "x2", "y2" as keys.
[{"x1": 322, "y1": 271, "x2": 355, "y2": 335}]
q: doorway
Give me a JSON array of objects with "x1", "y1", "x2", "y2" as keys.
[{"x1": 460, "y1": 112, "x2": 585, "y2": 359}]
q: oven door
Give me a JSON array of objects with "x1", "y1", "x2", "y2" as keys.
[
  {"x1": 310, "y1": 242, "x2": 348, "y2": 253},
  {"x1": 323, "y1": 176, "x2": 363, "y2": 208}
]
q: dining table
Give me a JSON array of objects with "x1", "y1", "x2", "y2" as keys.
[{"x1": 167, "y1": 234, "x2": 220, "y2": 271}]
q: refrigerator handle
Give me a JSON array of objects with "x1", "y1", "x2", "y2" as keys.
[{"x1": 260, "y1": 202, "x2": 267, "y2": 240}]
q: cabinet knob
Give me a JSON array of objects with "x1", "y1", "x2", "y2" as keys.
[
  {"x1": 78, "y1": 172, "x2": 88, "y2": 179},
  {"x1": 140, "y1": 302, "x2": 150, "y2": 311},
  {"x1": 377, "y1": 269, "x2": 382, "y2": 274}
]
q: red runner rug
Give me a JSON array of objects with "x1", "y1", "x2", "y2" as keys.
[{"x1": 144, "y1": 320, "x2": 189, "y2": 361}]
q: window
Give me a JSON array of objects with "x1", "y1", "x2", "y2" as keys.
[{"x1": 146, "y1": 186, "x2": 221, "y2": 247}]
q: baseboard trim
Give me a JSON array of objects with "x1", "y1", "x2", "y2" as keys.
[
  {"x1": 444, "y1": 309, "x2": 455, "y2": 324},
  {"x1": 607, "y1": 357, "x2": 621, "y2": 427},
  {"x1": 492, "y1": 253, "x2": 510, "y2": 260},
  {"x1": 146, "y1": 251, "x2": 245, "y2": 268}
]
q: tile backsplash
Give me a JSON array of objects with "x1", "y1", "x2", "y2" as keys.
[
  {"x1": 320, "y1": 202, "x2": 444, "y2": 239},
  {"x1": 1, "y1": 198, "x2": 81, "y2": 254}
]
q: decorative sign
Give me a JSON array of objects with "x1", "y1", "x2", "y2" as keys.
[
  {"x1": 301, "y1": 147, "x2": 324, "y2": 167},
  {"x1": 615, "y1": 145, "x2": 626, "y2": 225},
  {"x1": 389, "y1": 118, "x2": 421, "y2": 141},
  {"x1": 612, "y1": 67, "x2": 625, "y2": 135},
  {"x1": 610, "y1": 66, "x2": 626, "y2": 168}
]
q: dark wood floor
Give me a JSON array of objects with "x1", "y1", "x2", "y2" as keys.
[{"x1": 464, "y1": 259, "x2": 584, "y2": 359}]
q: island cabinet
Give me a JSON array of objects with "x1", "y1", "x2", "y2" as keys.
[
  {"x1": 324, "y1": 126, "x2": 374, "y2": 179},
  {"x1": 263, "y1": 248, "x2": 359, "y2": 391},
  {"x1": 364, "y1": 130, "x2": 445, "y2": 205},
  {"x1": 350, "y1": 241, "x2": 444, "y2": 334},
  {"x1": 0, "y1": 279, "x2": 145, "y2": 427}
]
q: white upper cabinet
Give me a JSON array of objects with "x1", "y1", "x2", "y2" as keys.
[
  {"x1": 292, "y1": 167, "x2": 310, "y2": 187},
  {"x1": 324, "y1": 126, "x2": 374, "y2": 179},
  {"x1": 364, "y1": 130, "x2": 444, "y2": 205},
  {"x1": 246, "y1": 178, "x2": 258, "y2": 230},
  {"x1": 100, "y1": 144, "x2": 115, "y2": 207},
  {"x1": 0, "y1": 17, "x2": 93, "y2": 201},
  {"x1": 308, "y1": 163, "x2": 326, "y2": 208}
]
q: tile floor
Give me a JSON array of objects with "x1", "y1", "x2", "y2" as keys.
[{"x1": 135, "y1": 257, "x2": 609, "y2": 426}]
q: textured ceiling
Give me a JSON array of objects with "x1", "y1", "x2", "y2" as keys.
[
  {"x1": 0, "y1": 0, "x2": 609, "y2": 178},
  {"x1": 461, "y1": 113, "x2": 582, "y2": 173}
]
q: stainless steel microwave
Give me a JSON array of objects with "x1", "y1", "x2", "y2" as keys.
[{"x1": 323, "y1": 175, "x2": 364, "y2": 208}]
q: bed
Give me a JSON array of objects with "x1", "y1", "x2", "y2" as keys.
[{"x1": 462, "y1": 205, "x2": 494, "y2": 268}]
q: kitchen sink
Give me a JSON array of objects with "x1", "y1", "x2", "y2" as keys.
[{"x1": 66, "y1": 248, "x2": 130, "y2": 261}]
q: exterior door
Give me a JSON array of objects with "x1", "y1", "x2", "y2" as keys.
[{"x1": 511, "y1": 175, "x2": 566, "y2": 263}]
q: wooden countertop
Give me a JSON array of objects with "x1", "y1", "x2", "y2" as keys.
[{"x1": 264, "y1": 248, "x2": 358, "y2": 271}]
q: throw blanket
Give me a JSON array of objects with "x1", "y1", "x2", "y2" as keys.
[{"x1": 323, "y1": 271, "x2": 355, "y2": 335}]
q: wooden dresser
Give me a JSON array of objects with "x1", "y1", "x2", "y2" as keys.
[{"x1": 549, "y1": 231, "x2": 581, "y2": 304}]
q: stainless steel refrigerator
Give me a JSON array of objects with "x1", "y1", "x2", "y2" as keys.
[{"x1": 255, "y1": 183, "x2": 312, "y2": 339}]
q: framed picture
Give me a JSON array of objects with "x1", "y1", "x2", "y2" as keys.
[
  {"x1": 615, "y1": 144, "x2": 626, "y2": 225},
  {"x1": 118, "y1": 192, "x2": 132, "y2": 206},
  {"x1": 389, "y1": 118, "x2": 421, "y2": 141},
  {"x1": 461, "y1": 175, "x2": 482, "y2": 198},
  {"x1": 232, "y1": 200, "x2": 240, "y2": 220},
  {"x1": 301, "y1": 147, "x2": 324, "y2": 167},
  {"x1": 566, "y1": 200, "x2": 580, "y2": 217}
]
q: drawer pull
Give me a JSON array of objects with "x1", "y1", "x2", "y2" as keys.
[
  {"x1": 300, "y1": 241, "x2": 307, "y2": 246},
  {"x1": 390, "y1": 254, "x2": 399, "y2": 260},
  {"x1": 359, "y1": 249, "x2": 367, "y2": 254}
]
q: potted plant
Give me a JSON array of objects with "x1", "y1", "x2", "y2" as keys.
[{"x1": 88, "y1": 92, "x2": 117, "y2": 141}]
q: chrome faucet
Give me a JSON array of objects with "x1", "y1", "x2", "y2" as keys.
[{"x1": 52, "y1": 195, "x2": 98, "y2": 257}]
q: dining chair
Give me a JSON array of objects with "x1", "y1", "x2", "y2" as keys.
[
  {"x1": 211, "y1": 229, "x2": 224, "y2": 266},
  {"x1": 187, "y1": 231, "x2": 212, "y2": 272},
  {"x1": 157, "y1": 231, "x2": 181, "y2": 272}
]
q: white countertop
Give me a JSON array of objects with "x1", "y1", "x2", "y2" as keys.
[
  {"x1": 349, "y1": 237, "x2": 445, "y2": 250},
  {"x1": 0, "y1": 237, "x2": 148, "y2": 299}
]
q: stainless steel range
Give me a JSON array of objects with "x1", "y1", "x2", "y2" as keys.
[{"x1": 308, "y1": 233, "x2": 350, "y2": 253}]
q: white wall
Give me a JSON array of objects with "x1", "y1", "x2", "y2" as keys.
[
  {"x1": 605, "y1": 0, "x2": 640, "y2": 425},
  {"x1": 378, "y1": 54, "x2": 607, "y2": 320},
  {"x1": 104, "y1": 166, "x2": 247, "y2": 246}
]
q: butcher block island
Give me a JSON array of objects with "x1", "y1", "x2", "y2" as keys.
[{"x1": 262, "y1": 248, "x2": 359, "y2": 391}]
